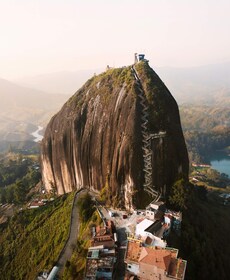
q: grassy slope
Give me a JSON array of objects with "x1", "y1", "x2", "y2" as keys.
[{"x1": 0, "y1": 193, "x2": 74, "y2": 280}]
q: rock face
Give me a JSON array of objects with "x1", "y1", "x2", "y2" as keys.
[{"x1": 41, "y1": 61, "x2": 189, "y2": 209}]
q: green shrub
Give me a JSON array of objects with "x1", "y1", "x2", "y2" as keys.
[
  {"x1": 168, "y1": 179, "x2": 187, "y2": 210},
  {"x1": 77, "y1": 193, "x2": 95, "y2": 222}
]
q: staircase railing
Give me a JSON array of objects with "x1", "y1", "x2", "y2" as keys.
[{"x1": 131, "y1": 66, "x2": 166, "y2": 202}]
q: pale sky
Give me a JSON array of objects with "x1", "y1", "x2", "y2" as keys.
[{"x1": 0, "y1": 0, "x2": 230, "y2": 80}]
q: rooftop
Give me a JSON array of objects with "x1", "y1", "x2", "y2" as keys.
[
  {"x1": 165, "y1": 209, "x2": 182, "y2": 221},
  {"x1": 91, "y1": 239, "x2": 115, "y2": 249},
  {"x1": 125, "y1": 239, "x2": 142, "y2": 263},
  {"x1": 125, "y1": 239, "x2": 186, "y2": 279},
  {"x1": 95, "y1": 220, "x2": 114, "y2": 236},
  {"x1": 85, "y1": 257, "x2": 114, "y2": 279},
  {"x1": 136, "y1": 219, "x2": 154, "y2": 231},
  {"x1": 145, "y1": 220, "x2": 170, "y2": 239},
  {"x1": 87, "y1": 249, "x2": 100, "y2": 259},
  {"x1": 168, "y1": 258, "x2": 187, "y2": 280},
  {"x1": 91, "y1": 220, "x2": 115, "y2": 248},
  {"x1": 28, "y1": 201, "x2": 45, "y2": 208},
  {"x1": 149, "y1": 201, "x2": 164, "y2": 207},
  {"x1": 145, "y1": 220, "x2": 163, "y2": 237},
  {"x1": 85, "y1": 249, "x2": 115, "y2": 279},
  {"x1": 139, "y1": 247, "x2": 177, "y2": 271}
]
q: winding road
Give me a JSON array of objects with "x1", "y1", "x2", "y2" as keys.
[{"x1": 56, "y1": 189, "x2": 85, "y2": 276}]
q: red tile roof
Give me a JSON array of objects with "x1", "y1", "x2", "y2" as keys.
[
  {"x1": 139, "y1": 247, "x2": 174, "y2": 271},
  {"x1": 125, "y1": 239, "x2": 186, "y2": 279}
]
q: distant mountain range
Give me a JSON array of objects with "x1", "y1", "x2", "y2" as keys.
[{"x1": 15, "y1": 62, "x2": 230, "y2": 106}]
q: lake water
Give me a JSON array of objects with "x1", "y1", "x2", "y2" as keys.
[{"x1": 210, "y1": 152, "x2": 230, "y2": 177}]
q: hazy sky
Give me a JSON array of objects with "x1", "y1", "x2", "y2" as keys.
[{"x1": 0, "y1": 0, "x2": 230, "y2": 79}]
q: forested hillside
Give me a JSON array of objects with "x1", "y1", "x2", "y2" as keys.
[
  {"x1": 0, "y1": 153, "x2": 41, "y2": 205},
  {"x1": 180, "y1": 187, "x2": 230, "y2": 280},
  {"x1": 179, "y1": 105, "x2": 230, "y2": 163}
]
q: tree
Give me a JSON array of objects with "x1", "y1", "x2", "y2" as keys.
[
  {"x1": 5, "y1": 186, "x2": 14, "y2": 203},
  {"x1": 14, "y1": 182, "x2": 26, "y2": 204},
  {"x1": 168, "y1": 179, "x2": 187, "y2": 211},
  {"x1": 77, "y1": 193, "x2": 95, "y2": 222},
  {"x1": 0, "y1": 188, "x2": 7, "y2": 204}
]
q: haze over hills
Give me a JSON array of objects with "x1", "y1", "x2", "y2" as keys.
[
  {"x1": 157, "y1": 62, "x2": 230, "y2": 106},
  {"x1": 15, "y1": 62, "x2": 230, "y2": 106},
  {"x1": 15, "y1": 69, "x2": 102, "y2": 95},
  {"x1": 0, "y1": 78, "x2": 69, "y2": 144}
]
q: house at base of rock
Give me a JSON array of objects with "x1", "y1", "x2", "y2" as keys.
[
  {"x1": 85, "y1": 220, "x2": 117, "y2": 280},
  {"x1": 125, "y1": 239, "x2": 187, "y2": 280},
  {"x1": 85, "y1": 246, "x2": 116, "y2": 280},
  {"x1": 91, "y1": 220, "x2": 116, "y2": 249},
  {"x1": 135, "y1": 218, "x2": 168, "y2": 248},
  {"x1": 28, "y1": 200, "x2": 46, "y2": 209}
]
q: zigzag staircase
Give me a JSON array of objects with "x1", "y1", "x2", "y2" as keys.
[{"x1": 131, "y1": 66, "x2": 166, "y2": 202}]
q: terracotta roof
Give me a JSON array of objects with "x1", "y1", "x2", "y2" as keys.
[
  {"x1": 95, "y1": 220, "x2": 114, "y2": 237},
  {"x1": 139, "y1": 247, "x2": 171, "y2": 271},
  {"x1": 126, "y1": 239, "x2": 186, "y2": 279},
  {"x1": 96, "y1": 225, "x2": 106, "y2": 236},
  {"x1": 107, "y1": 220, "x2": 114, "y2": 229},
  {"x1": 125, "y1": 240, "x2": 142, "y2": 262},
  {"x1": 126, "y1": 241, "x2": 178, "y2": 268}
]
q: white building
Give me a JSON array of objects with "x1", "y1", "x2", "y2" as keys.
[
  {"x1": 135, "y1": 219, "x2": 154, "y2": 237},
  {"x1": 145, "y1": 201, "x2": 164, "y2": 220},
  {"x1": 135, "y1": 219, "x2": 167, "y2": 248}
]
